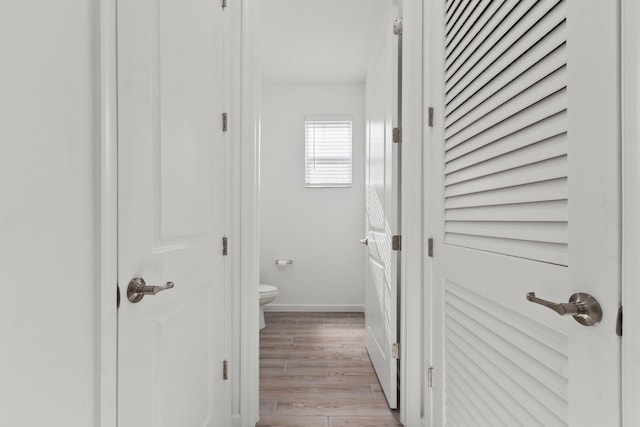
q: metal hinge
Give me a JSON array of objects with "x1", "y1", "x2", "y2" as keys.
[
  {"x1": 393, "y1": 127, "x2": 402, "y2": 143},
  {"x1": 221, "y1": 0, "x2": 227, "y2": 9},
  {"x1": 222, "y1": 236, "x2": 228, "y2": 256},
  {"x1": 393, "y1": 18, "x2": 403, "y2": 35},
  {"x1": 392, "y1": 342, "x2": 400, "y2": 359},
  {"x1": 428, "y1": 367, "x2": 433, "y2": 388},
  {"x1": 616, "y1": 305, "x2": 623, "y2": 337},
  {"x1": 428, "y1": 237, "x2": 434, "y2": 257},
  {"x1": 223, "y1": 360, "x2": 229, "y2": 380},
  {"x1": 222, "y1": 112, "x2": 228, "y2": 131},
  {"x1": 428, "y1": 107, "x2": 434, "y2": 127},
  {"x1": 392, "y1": 235, "x2": 402, "y2": 251}
]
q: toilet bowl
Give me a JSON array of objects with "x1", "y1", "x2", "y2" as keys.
[{"x1": 259, "y1": 284, "x2": 278, "y2": 329}]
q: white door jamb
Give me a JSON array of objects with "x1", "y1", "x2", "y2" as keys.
[
  {"x1": 237, "y1": 0, "x2": 261, "y2": 425},
  {"x1": 399, "y1": 0, "x2": 425, "y2": 425},
  {"x1": 622, "y1": 1, "x2": 640, "y2": 425},
  {"x1": 98, "y1": 0, "x2": 118, "y2": 426}
]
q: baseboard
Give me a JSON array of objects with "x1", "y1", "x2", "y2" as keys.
[
  {"x1": 263, "y1": 304, "x2": 365, "y2": 312},
  {"x1": 231, "y1": 414, "x2": 240, "y2": 427}
]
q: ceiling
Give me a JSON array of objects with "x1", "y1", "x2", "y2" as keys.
[{"x1": 259, "y1": 0, "x2": 390, "y2": 84}]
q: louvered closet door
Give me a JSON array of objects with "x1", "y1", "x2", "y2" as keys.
[{"x1": 429, "y1": 1, "x2": 621, "y2": 426}]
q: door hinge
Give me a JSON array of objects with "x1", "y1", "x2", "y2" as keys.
[
  {"x1": 392, "y1": 342, "x2": 400, "y2": 359},
  {"x1": 222, "y1": 112, "x2": 228, "y2": 132},
  {"x1": 428, "y1": 367, "x2": 433, "y2": 388},
  {"x1": 223, "y1": 360, "x2": 229, "y2": 380},
  {"x1": 392, "y1": 235, "x2": 402, "y2": 251},
  {"x1": 393, "y1": 127, "x2": 402, "y2": 143},
  {"x1": 393, "y1": 18, "x2": 403, "y2": 35},
  {"x1": 117, "y1": 284, "x2": 121, "y2": 309},
  {"x1": 222, "y1": 236, "x2": 228, "y2": 256},
  {"x1": 221, "y1": 0, "x2": 227, "y2": 10},
  {"x1": 427, "y1": 237, "x2": 434, "y2": 257},
  {"x1": 616, "y1": 305, "x2": 623, "y2": 337},
  {"x1": 428, "y1": 107, "x2": 434, "y2": 127}
]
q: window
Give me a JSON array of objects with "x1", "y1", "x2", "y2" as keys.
[{"x1": 304, "y1": 119, "x2": 352, "y2": 187}]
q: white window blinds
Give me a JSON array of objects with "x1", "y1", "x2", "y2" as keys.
[{"x1": 305, "y1": 120, "x2": 352, "y2": 187}]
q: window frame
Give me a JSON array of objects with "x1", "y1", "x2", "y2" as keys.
[{"x1": 303, "y1": 115, "x2": 353, "y2": 188}]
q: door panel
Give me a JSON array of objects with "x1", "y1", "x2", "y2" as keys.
[
  {"x1": 364, "y1": 1, "x2": 400, "y2": 409},
  {"x1": 440, "y1": 248, "x2": 571, "y2": 426},
  {"x1": 117, "y1": 0, "x2": 228, "y2": 426},
  {"x1": 431, "y1": 0, "x2": 620, "y2": 425}
]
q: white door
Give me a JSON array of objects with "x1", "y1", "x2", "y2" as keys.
[
  {"x1": 364, "y1": 2, "x2": 401, "y2": 409},
  {"x1": 429, "y1": 0, "x2": 620, "y2": 426},
  {"x1": 117, "y1": 1, "x2": 229, "y2": 426}
]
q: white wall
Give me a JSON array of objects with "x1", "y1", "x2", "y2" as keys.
[
  {"x1": 260, "y1": 83, "x2": 366, "y2": 310},
  {"x1": 0, "y1": 2, "x2": 99, "y2": 426}
]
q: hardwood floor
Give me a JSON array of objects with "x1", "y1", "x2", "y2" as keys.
[{"x1": 257, "y1": 312, "x2": 402, "y2": 427}]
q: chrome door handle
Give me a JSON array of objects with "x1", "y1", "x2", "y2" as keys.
[
  {"x1": 360, "y1": 238, "x2": 368, "y2": 245},
  {"x1": 526, "y1": 292, "x2": 602, "y2": 326},
  {"x1": 127, "y1": 277, "x2": 175, "y2": 303}
]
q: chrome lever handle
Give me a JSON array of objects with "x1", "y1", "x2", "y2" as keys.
[
  {"x1": 360, "y1": 238, "x2": 368, "y2": 245},
  {"x1": 141, "y1": 282, "x2": 174, "y2": 295},
  {"x1": 526, "y1": 292, "x2": 580, "y2": 316},
  {"x1": 526, "y1": 292, "x2": 602, "y2": 326},
  {"x1": 127, "y1": 277, "x2": 175, "y2": 303}
]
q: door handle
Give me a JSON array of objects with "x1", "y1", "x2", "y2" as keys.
[
  {"x1": 127, "y1": 277, "x2": 175, "y2": 303},
  {"x1": 360, "y1": 238, "x2": 368, "y2": 245},
  {"x1": 526, "y1": 292, "x2": 602, "y2": 326}
]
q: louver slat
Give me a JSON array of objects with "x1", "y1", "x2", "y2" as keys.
[
  {"x1": 443, "y1": 0, "x2": 568, "y2": 266},
  {"x1": 444, "y1": 178, "x2": 567, "y2": 210},
  {"x1": 446, "y1": 24, "x2": 566, "y2": 125},
  {"x1": 446, "y1": 1, "x2": 492, "y2": 53},
  {"x1": 445, "y1": 200, "x2": 567, "y2": 223},
  {"x1": 445, "y1": 112, "x2": 566, "y2": 174},
  {"x1": 445, "y1": 68, "x2": 566, "y2": 147},
  {"x1": 446, "y1": 0, "x2": 563, "y2": 102},
  {"x1": 445, "y1": 221, "x2": 567, "y2": 244},
  {"x1": 446, "y1": 1, "x2": 520, "y2": 79},
  {"x1": 445, "y1": 0, "x2": 464, "y2": 26},
  {"x1": 444, "y1": 87, "x2": 566, "y2": 154},
  {"x1": 445, "y1": 47, "x2": 566, "y2": 138},
  {"x1": 445, "y1": 1, "x2": 476, "y2": 45},
  {"x1": 445, "y1": 134, "x2": 567, "y2": 186},
  {"x1": 446, "y1": 1, "x2": 506, "y2": 68},
  {"x1": 444, "y1": 155, "x2": 567, "y2": 198}
]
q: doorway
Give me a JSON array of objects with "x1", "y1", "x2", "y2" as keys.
[{"x1": 257, "y1": 0, "x2": 400, "y2": 423}]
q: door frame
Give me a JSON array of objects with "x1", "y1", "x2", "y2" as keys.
[
  {"x1": 236, "y1": 0, "x2": 424, "y2": 425},
  {"x1": 622, "y1": 1, "x2": 640, "y2": 425},
  {"x1": 97, "y1": 0, "x2": 240, "y2": 425},
  {"x1": 98, "y1": 0, "x2": 118, "y2": 426},
  {"x1": 421, "y1": 1, "x2": 434, "y2": 426},
  {"x1": 234, "y1": 0, "x2": 261, "y2": 425},
  {"x1": 398, "y1": 0, "x2": 425, "y2": 425}
]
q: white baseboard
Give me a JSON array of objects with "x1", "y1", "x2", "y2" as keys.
[
  {"x1": 263, "y1": 304, "x2": 364, "y2": 312},
  {"x1": 230, "y1": 414, "x2": 240, "y2": 427}
]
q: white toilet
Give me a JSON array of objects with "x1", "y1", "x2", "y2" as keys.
[{"x1": 259, "y1": 284, "x2": 278, "y2": 329}]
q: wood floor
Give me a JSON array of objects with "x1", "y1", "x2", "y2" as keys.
[{"x1": 257, "y1": 312, "x2": 402, "y2": 427}]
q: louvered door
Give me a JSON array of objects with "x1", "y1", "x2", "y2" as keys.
[{"x1": 429, "y1": 0, "x2": 621, "y2": 426}]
